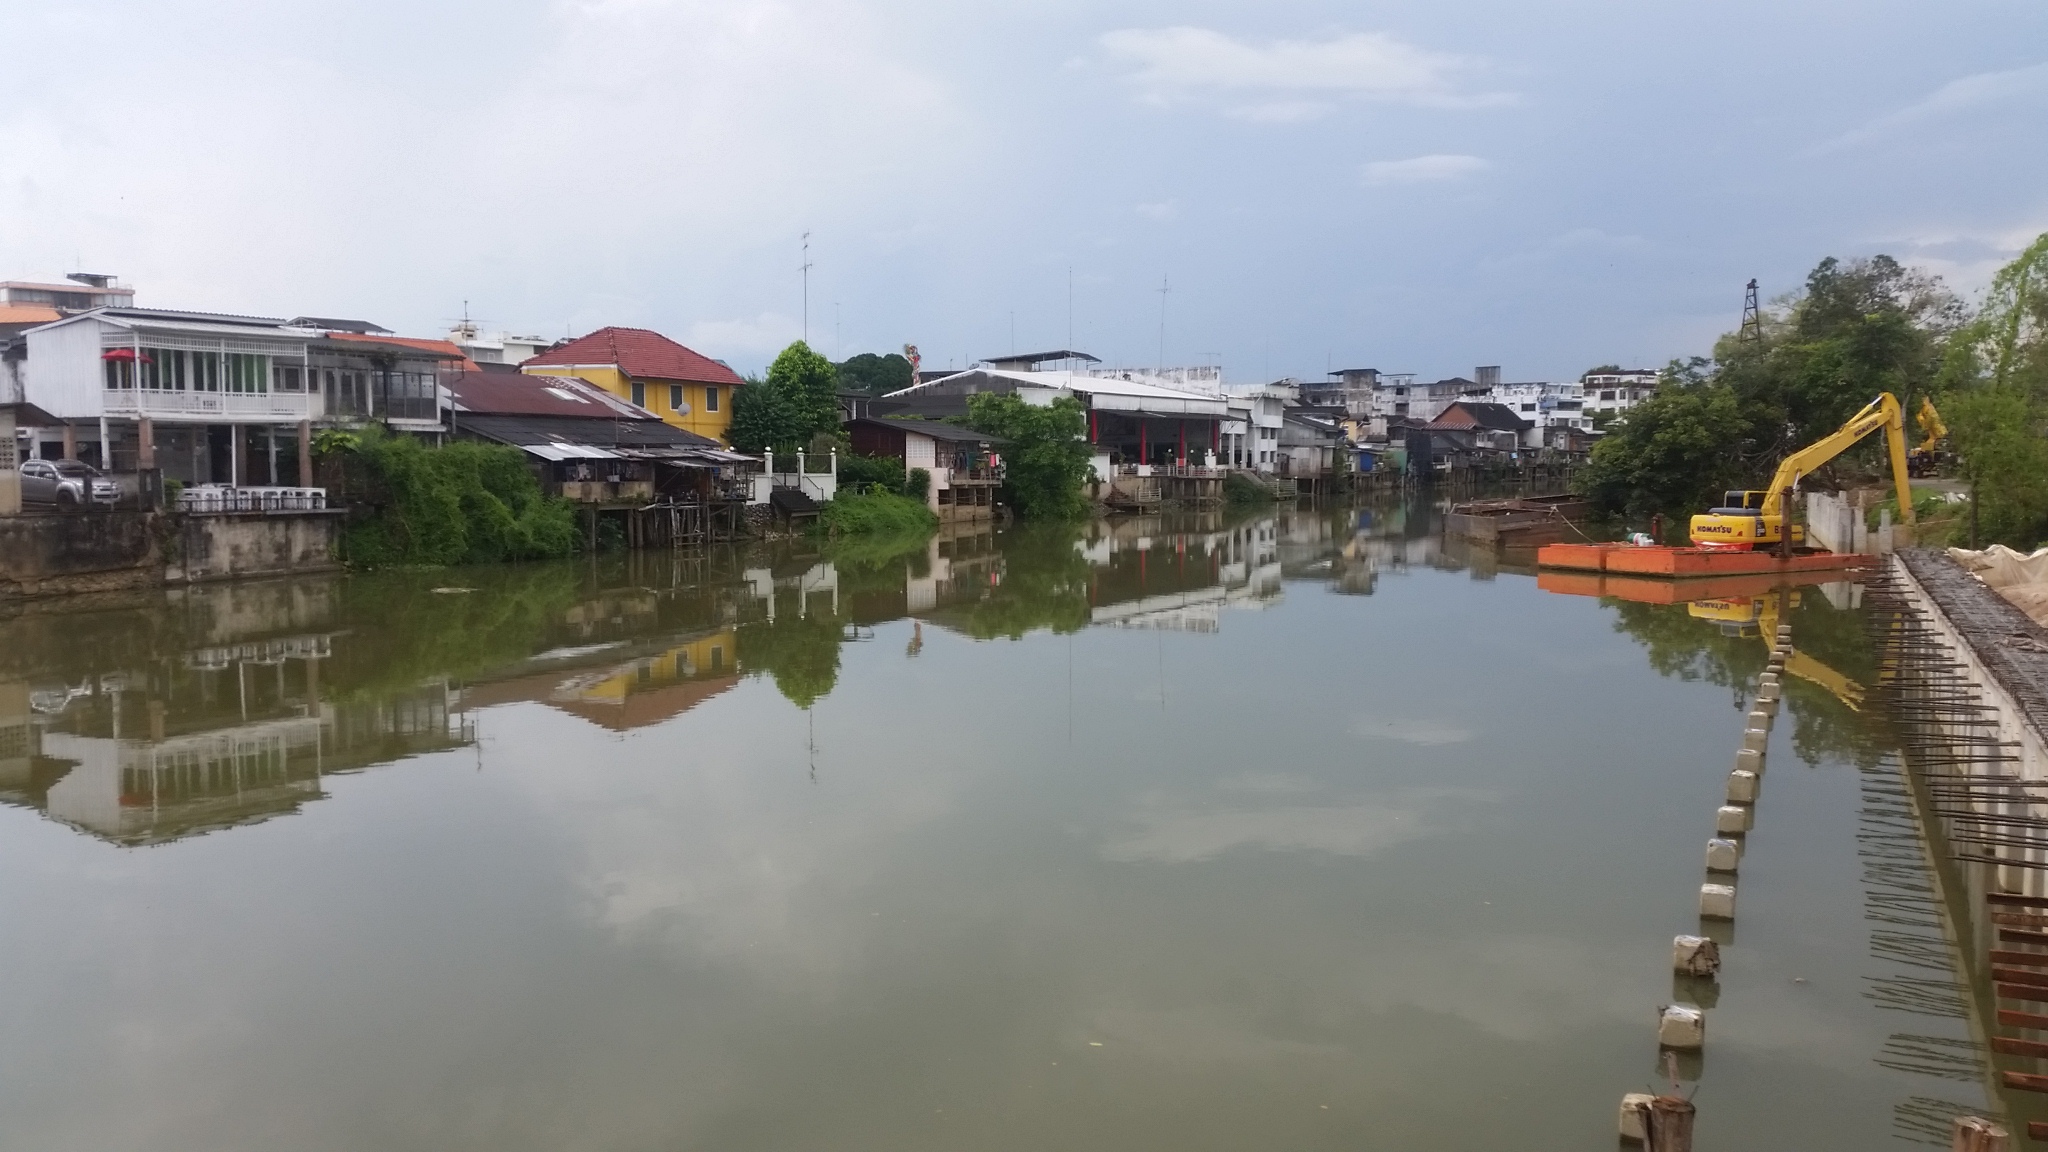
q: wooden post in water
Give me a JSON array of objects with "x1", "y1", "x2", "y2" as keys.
[
  {"x1": 1645, "y1": 1096, "x2": 1695, "y2": 1152},
  {"x1": 1951, "y1": 1116, "x2": 2008, "y2": 1152}
]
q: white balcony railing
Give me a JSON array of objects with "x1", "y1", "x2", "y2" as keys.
[{"x1": 103, "y1": 388, "x2": 323, "y2": 422}]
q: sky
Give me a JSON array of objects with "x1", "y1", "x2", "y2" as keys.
[{"x1": 3, "y1": 0, "x2": 2045, "y2": 382}]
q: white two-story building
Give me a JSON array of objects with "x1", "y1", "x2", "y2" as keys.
[
  {"x1": 20, "y1": 307, "x2": 456, "y2": 486},
  {"x1": 1582, "y1": 370, "x2": 1659, "y2": 419}
]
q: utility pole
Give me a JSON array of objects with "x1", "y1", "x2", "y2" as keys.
[
  {"x1": 800, "y1": 231, "x2": 814, "y2": 345},
  {"x1": 1067, "y1": 266, "x2": 1074, "y2": 349},
  {"x1": 1155, "y1": 275, "x2": 1170, "y2": 375}
]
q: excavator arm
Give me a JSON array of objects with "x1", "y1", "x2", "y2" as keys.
[
  {"x1": 1759, "y1": 393, "x2": 1916, "y2": 527},
  {"x1": 1756, "y1": 596, "x2": 1865, "y2": 711},
  {"x1": 1915, "y1": 396, "x2": 1947, "y2": 454}
]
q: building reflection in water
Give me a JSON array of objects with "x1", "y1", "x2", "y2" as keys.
[{"x1": 0, "y1": 495, "x2": 1476, "y2": 845}]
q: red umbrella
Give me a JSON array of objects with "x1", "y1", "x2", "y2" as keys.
[{"x1": 100, "y1": 348, "x2": 153, "y2": 363}]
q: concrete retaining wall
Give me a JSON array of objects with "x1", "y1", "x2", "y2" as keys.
[
  {"x1": 0, "y1": 511, "x2": 340, "y2": 601},
  {"x1": 167, "y1": 513, "x2": 341, "y2": 585}
]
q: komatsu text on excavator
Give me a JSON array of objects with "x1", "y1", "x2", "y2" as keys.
[{"x1": 1689, "y1": 392, "x2": 1917, "y2": 550}]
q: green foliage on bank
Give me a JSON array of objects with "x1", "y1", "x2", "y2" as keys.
[
  {"x1": 836, "y1": 452, "x2": 906, "y2": 494},
  {"x1": 815, "y1": 490, "x2": 939, "y2": 537},
  {"x1": 1583, "y1": 236, "x2": 2048, "y2": 548},
  {"x1": 1584, "y1": 254, "x2": 1962, "y2": 521},
  {"x1": 1943, "y1": 234, "x2": 2048, "y2": 546},
  {"x1": 1223, "y1": 472, "x2": 1277, "y2": 506},
  {"x1": 730, "y1": 341, "x2": 842, "y2": 455},
  {"x1": 322, "y1": 429, "x2": 580, "y2": 567},
  {"x1": 966, "y1": 392, "x2": 1091, "y2": 519}
]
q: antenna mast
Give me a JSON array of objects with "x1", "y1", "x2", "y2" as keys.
[
  {"x1": 1740, "y1": 278, "x2": 1763, "y2": 346},
  {"x1": 800, "y1": 232, "x2": 814, "y2": 345},
  {"x1": 1155, "y1": 275, "x2": 1170, "y2": 375}
]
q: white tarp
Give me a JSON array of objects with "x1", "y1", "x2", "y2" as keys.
[{"x1": 1950, "y1": 545, "x2": 2048, "y2": 627}]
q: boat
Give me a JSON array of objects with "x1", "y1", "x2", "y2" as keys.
[{"x1": 1444, "y1": 494, "x2": 1592, "y2": 546}]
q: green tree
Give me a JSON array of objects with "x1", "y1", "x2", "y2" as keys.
[
  {"x1": 1581, "y1": 377, "x2": 1751, "y2": 519},
  {"x1": 965, "y1": 392, "x2": 1091, "y2": 519},
  {"x1": 1933, "y1": 233, "x2": 2048, "y2": 546},
  {"x1": 1582, "y1": 253, "x2": 1963, "y2": 521},
  {"x1": 836, "y1": 352, "x2": 914, "y2": 395},
  {"x1": 768, "y1": 341, "x2": 841, "y2": 442},
  {"x1": 728, "y1": 373, "x2": 802, "y2": 455}
]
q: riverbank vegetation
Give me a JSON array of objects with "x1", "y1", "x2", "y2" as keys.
[
  {"x1": 319, "y1": 429, "x2": 580, "y2": 567},
  {"x1": 1584, "y1": 235, "x2": 2048, "y2": 547},
  {"x1": 965, "y1": 392, "x2": 1091, "y2": 519},
  {"x1": 729, "y1": 340, "x2": 842, "y2": 455},
  {"x1": 815, "y1": 489, "x2": 938, "y2": 537}
]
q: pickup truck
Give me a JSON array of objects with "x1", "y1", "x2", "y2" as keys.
[{"x1": 19, "y1": 459, "x2": 121, "y2": 507}]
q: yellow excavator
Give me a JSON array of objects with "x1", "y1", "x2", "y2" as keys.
[
  {"x1": 1689, "y1": 392, "x2": 1916, "y2": 550},
  {"x1": 1687, "y1": 592, "x2": 1865, "y2": 711},
  {"x1": 1907, "y1": 396, "x2": 1947, "y2": 478}
]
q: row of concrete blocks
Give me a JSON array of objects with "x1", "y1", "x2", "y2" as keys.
[{"x1": 1623, "y1": 629, "x2": 1790, "y2": 1141}]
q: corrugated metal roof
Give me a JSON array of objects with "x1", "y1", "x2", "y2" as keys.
[
  {"x1": 445, "y1": 371, "x2": 656, "y2": 419},
  {"x1": 457, "y1": 413, "x2": 721, "y2": 451},
  {"x1": 525, "y1": 443, "x2": 622, "y2": 462},
  {"x1": 884, "y1": 368, "x2": 1228, "y2": 417}
]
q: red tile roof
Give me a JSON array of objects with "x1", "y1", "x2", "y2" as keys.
[
  {"x1": 443, "y1": 371, "x2": 662, "y2": 420},
  {"x1": 523, "y1": 326, "x2": 744, "y2": 386},
  {"x1": 325, "y1": 331, "x2": 479, "y2": 371}
]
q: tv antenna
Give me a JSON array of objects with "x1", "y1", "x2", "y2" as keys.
[
  {"x1": 800, "y1": 231, "x2": 814, "y2": 345},
  {"x1": 1155, "y1": 275, "x2": 1170, "y2": 374},
  {"x1": 1740, "y1": 278, "x2": 1763, "y2": 345}
]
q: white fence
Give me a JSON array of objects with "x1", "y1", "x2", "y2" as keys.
[
  {"x1": 178, "y1": 485, "x2": 328, "y2": 514},
  {"x1": 755, "y1": 449, "x2": 837, "y2": 504}
]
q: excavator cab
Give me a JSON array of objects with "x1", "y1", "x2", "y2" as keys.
[{"x1": 1710, "y1": 491, "x2": 1767, "y2": 514}]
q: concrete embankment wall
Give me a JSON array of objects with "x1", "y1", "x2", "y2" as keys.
[
  {"x1": 0, "y1": 512, "x2": 340, "y2": 601},
  {"x1": 1895, "y1": 548, "x2": 2048, "y2": 782}
]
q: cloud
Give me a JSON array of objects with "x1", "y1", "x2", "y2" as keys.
[
  {"x1": 1135, "y1": 199, "x2": 1178, "y2": 220},
  {"x1": 1360, "y1": 154, "x2": 1489, "y2": 186},
  {"x1": 1816, "y1": 60, "x2": 2048, "y2": 152},
  {"x1": 683, "y1": 312, "x2": 802, "y2": 356},
  {"x1": 1100, "y1": 27, "x2": 1513, "y2": 116}
]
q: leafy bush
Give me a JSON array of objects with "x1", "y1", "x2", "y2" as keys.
[
  {"x1": 904, "y1": 467, "x2": 930, "y2": 501},
  {"x1": 837, "y1": 453, "x2": 908, "y2": 494},
  {"x1": 815, "y1": 490, "x2": 938, "y2": 537},
  {"x1": 1223, "y1": 472, "x2": 1273, "y2": 505},
  {"x1": 324, "y1": 428, "x2": 580, "y2": 567}
]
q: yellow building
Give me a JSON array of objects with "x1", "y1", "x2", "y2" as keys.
[{"x1": 521, "y1": 326, "x2": 745, "y2": 445}]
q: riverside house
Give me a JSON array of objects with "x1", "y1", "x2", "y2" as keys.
[
  {"x1": 18, "y1": 307, "x2": 459, "y2": 486},
  {"x1": 521, "y1": 327, "x2": 745, "y2": 446},
  {"x1": 843, "y1": 417, "x2": 1004, "y2": 523}
]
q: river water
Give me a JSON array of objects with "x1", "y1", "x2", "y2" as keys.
[{"x1": 0, "y1": 502, "x2": 1988, "y2": 1149}]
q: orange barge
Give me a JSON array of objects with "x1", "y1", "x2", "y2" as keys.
[{"x1": 1535, "y1": 542, "x2": 1875, "y2": 579}]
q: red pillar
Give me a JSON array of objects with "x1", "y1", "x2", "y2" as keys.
[
  {"x1": 1089, "y1": 409, "x2": 1098, "y2": 443},
  {"x1": 1178, "y1": 420, "x2": 1186, "y2": 466},
  {"x1": 1140, "y1": 421, "x2": 1147, "y2": 465}
]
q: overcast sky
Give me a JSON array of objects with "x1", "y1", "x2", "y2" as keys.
[{"x1": 4, "y1": 1, "x2": 2044, "y2": 381}]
